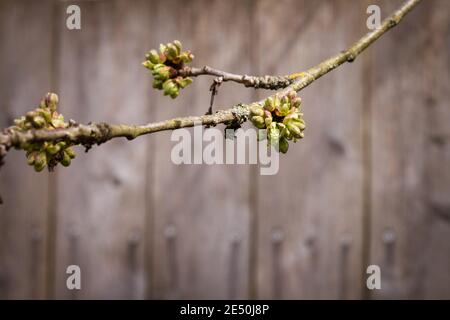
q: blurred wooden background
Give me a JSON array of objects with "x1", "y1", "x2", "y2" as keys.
[{"x1": 0, "y1": 0, "x2": 449, "y2": 299}]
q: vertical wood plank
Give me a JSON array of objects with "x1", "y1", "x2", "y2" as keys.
[
  {"x1": 0, "y1": 0, "x2": 54, "y2": 299},
  {"x1": 369, "y1": 0, "x2": 450, "y2": 299},
  {"x1": 254, "y1": 0, "x2": 366, "y2": 299},
  {"x1": 53, "y1": 0, "x2": 152, "y2": 299},
  {"x1": 149, "y1": 0, "x2": 253, "y2": 299}
]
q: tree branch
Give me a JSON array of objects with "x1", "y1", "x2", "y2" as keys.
[
  {"x1": 179, "y1": 66, "x2": 296, "y2": 90},
  {"x1": 0, "y1": 0, "x2": 423, "y2": 169}
]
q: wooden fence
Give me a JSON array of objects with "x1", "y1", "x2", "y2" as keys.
[{"x1": 0, "y1": 0, "x2": 449, "y2": 299}]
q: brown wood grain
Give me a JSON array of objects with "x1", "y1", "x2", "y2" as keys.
[
  {"x1": 149, "y1": 0, "x2": 253, "y2": 299},
  {"x1": 0, "y1": 0, "x2": 54, "y2": 299},
  {"x1": 254, "y1": 0, "x2": 367, "y2": 299},
  {"x1": 369, "y1": 0, "x2": 450, "y2": 299},
  {"x1": 52, "y1": 0, "x2": 152, "y2": 299}
]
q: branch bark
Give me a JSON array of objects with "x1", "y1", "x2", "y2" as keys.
[
  {"x1": 179, "y1": 66, "x2": 296, "y2": 90},
  {"x1": 0, "y1": 0, "x2": 423, "y2": 167}
]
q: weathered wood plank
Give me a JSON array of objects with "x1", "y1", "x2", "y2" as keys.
[
  {"x1": 149, "y1": 0, "x2": 253, "y2": 299},
  {"x1": 0, "y1": 0, "x2": 54, "y2": 299},
  {"x1": 369, "y1": 0, "x2": 450, "y2": 299},
  {"x1": 254, "y1": 0, "x2": 367, "y2": 299},
  {"x1": 53, "y1": 0, "x2": 152, "y2": 299}
]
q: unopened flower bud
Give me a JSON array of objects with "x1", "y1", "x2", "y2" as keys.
[
  {"x1": 65, "y1": 147, "x2": 76, "y2": 159},
  {"x1": 180, "y1": 51, "x2": 194, "y2": 63},
  {"x1": 287, "y1": 123, "x2": 302, "y2": 138},
  {"x1": 34, "y1": 151, "x2": 47, "y2": 172},
  {"x1": 26, "y1": 111, "x2": 38, "y2": 122},
  {"x1": 61, "y1": 151, "x2": 72, "y2": 167},
  {"x1": 251, "y1": 116, "x2": 265, "y2": 129},
  {"x1": 152, "y1": 80, "x2": 163, "y2": 89},
  {"x1": 292, "y1": 97, "x2": 302, "y2": 107},
  {"x1": 250, "y1": 105, "x2": 264, "y2": 117},
  {"x1": 177, "y1": 77, "x2": 193, "y2": 89},
  {"x1": 166, "y1": 43, "x2": 178, "y2": 60},
  {"x1": 142, "y1": 60, "x2": 154, "y2": 70},
  {"x1": 169, "y1": 90, "x2": 179, "y2": 99},
  {"x1": 45, "y1": 92, "x2": 59, "y2": 112},
  {"x1": 279, "y1": 137, "x2": 289, "y2": 154},
  {"x1": 51, "y1": 114, "x2": 66, "y2": 128},
  {"x1": 46, "y1": 143, "x2": 61, "y2": 155},
  {"x1": 173, "y1": 40, "x2": 182, "y2": 55},
  {"x1": 147, "y1": 49, "x2": 160, "y2": 64},
  {"x1": 163, "y1": 79, "x2": 176, "y2": 94},
  {"x1": 287, "y1": 90, "x2": 297, "y2": 101},
  {"x1": 26, "y1": 151, "x2": 37, "y2": 165},
  {"x1": 153, "y1": 64, "x2": 171, "y2": 81},
  {"x1": 279, "y1": 102, "x2": 290, "y2": 115},
  {"x1": 32, "y1": 115, "x2": 46, "y2": 128},
  {"x1": 159, "y1": 43, "x2": 167, "y2": 55},
  {"x1": 264, "y1": 97, "x2": 275, "y2": 112},
  {"x1": 295, "y1": 119, "x2": 306, "y2": 130}
]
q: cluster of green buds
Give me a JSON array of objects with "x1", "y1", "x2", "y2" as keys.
[
  {"x1": 13, "y1": 93, "x2": 76, "y2": 171},
  {"x1": 142, "y1": 40, "x2": 194, "y2": 98},
  {"x1": 249, "y1": 90, "x2": 306, "y2": 153}
]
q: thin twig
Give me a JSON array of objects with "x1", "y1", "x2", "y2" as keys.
[
  {"x1": 0, "y1": 0, "x2": 423, "y2": 167},
  {"x1": 179, "y1": 65, "x2": 295, "y2": 90},
  {"x1": 207, "y1": 77, "x2": 223, "y2": 115}
]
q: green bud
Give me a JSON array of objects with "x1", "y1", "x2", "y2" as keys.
[
  {"x1": 142, "y1": 60, "x2": 154, "y2": 70},
  {"x1": 45, "y1": 92, "x2": 59, "y2": 112},
  {"x1": 169, "y1": 90, "x2": 179, "y2": 99},
  {"x1": 279, "y1": 137, "x2": 289, "y2": 154},
  {"x1": 148, "y1": 49, "x2": 160, "y2": 64},
  {"x1": 294, "y1": 119, "x2": 306, "y2": 130},
  {"x1": 153, "y1": 64, "x2": 171, "y2": 81},
  {"x1": 14, "y1": 116, "x2": 25, "y2": 126},
  {"x1": 51, "y1": 114, "x2": 66, "y2": 128},
  {"x1": 61, "y1": 151, "x2": 72, "y2": 167},
  {"x1": 279, "y1": 102, "x2": 290, "y2": 116},
  {"x1": 274, "y1": 95, "x2": 281, "y2": 107},
  {"x1": 173, "y1": 40, "x2": 182, "y2": 55},
  {"x1": 65, "y1": 147, "x2": 76, "y2": 159},
  {"x1": 56, "y1": 141, "x2": 67, "y2": 149},
  {"x1": 159, "y1": 43, "x2": 167, "y2": 55},
  {"x1": 250, "y1": 105, "x2": 264, "y2": 117},
  {"x1": 163, "y1": 80, "x2": 176, "y2": 95},
  {"x1": 166, "y1": 43, "x2": 178, "y2": 60},
  {"x1": 34, "y1": 151, "x2": 47, "y2": 172},
  {"x1": 26, "y1": 111, "x2": 38, "y2": 122},
  {"x1": 152, "y1": 80, "x2": 163, "y2": 89},
  {"x1": 177, "y1": 77, "x2": 193, "y2": 89},
  {"x1": 27, "y1": 151, "x2": 37, "y2": 165},
  {"x1": 180, "y1": 51, "x2": 194, "y2": 63},
  {"x1": 46, "y1": 143, "x2": 61, "y2": 155},
  {"x1": 264, "y1": 97, "x2": 275, "y2": 112},
  {"x1": 292, "y1": 97, "x2": 302, "y2": 107},
  {"x1": 281, "y1": 127, "x2": 291, "y2": 139},
  {"x1": 32, "y1": 115, "x2": 46, "y2": 128},
  {"x1": 287, "y1": 123, "x2": 302, "y2": 138},
  {"x1": 251, "y1": 116, "x2": 265, "y2": 129},
  {"x1": 281, "y1": 95, "x2": 289, "y2": 105},
  {"x1": 38, "y1": 108, "x2": 52, "y2": 123}
]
